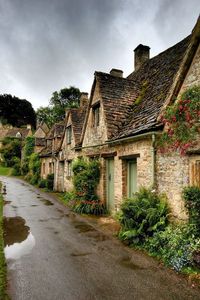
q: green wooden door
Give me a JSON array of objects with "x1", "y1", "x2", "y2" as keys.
[
  {"x1": 128, "y1": 160, "x2": 137, "y2": 198},
  {"x1": 106, "y1": 158, "x2": 114, "y2": 211}
]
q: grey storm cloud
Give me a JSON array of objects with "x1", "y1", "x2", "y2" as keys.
[{"x1": 0, "y1": 0, "x2": 199, "y2": 109}]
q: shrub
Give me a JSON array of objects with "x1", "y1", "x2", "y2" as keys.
[
  {"x1": 63, "y1": 191, "x2": 76, "y2": 203},
  {"x1": 38, "y1": 179, "x2": 47, "y2": 188},
  {"x1": 46, "y1": 174, "x2": 54, "y2": 190},
  {"x1": 118, "y1": 188, "x2": 169, "y2": 245},
  {"x1": 144, "y1": 224, "x2": 200, "y2": 272},
  {"x1": 71, "y1": 158, "x2": 105, "y2": 215},
  {"x1": 11, "y1": 157, "x2": 21, "y2": 176},
  {"x1": 73, "y1": 201, "x2": 107, "y2": 216},
  {"x1": 183, "y1": 186, "x2": 200, "y2": 235},
  {"x1": 72, "y1": 158, "x2": 100, "y2": 201}
]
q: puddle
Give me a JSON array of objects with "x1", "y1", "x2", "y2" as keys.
[
  {"x1": 3, "y1": 216, "x2": 35, "y2": 260},
  {"x1": 31, "y1": 205, "x2": 38, "y2": 207},
  {"x1": 11, "y1": 205, "x2": 18, "y2": 209},
  {"x1": 40, "y1": 199, "x2": 54, "y2": 206},
  {"x1": 74, "y1": 222, "x2": 95, "y2": 233},
  {"x1": 56, "y1": 208, "x2": 63, "y2": 213},
  {"x1": 3, "y1": 200, "x2": 11, "y2": 205},
  {"x1": 119, "y1": 256, "x2": 144, "y2": 270}
]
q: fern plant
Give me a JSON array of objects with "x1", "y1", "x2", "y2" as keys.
[{"x1": 118, "y1": 187, "x2": 169, "y2": 245}]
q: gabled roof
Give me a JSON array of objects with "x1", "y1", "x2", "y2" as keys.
[
  {"x1": 95, "y1": 72, "x2": 139, "y2": 139},
  {"x1": 69, "y1": 106, "x2": 88, "y2": 146},
  {"x1": 115, "y1": 34, "x2": 192, "y2": 139},
  {"x1": 39, "y1": 121, "x2": 65, "y2": 157},
  {"x1": 0, "y1": 127, "x2": 31, "y2": 139}
]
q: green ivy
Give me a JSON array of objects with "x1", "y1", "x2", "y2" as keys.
[
  {"x1": 158, "y1": 86, "x2": 200, "y2": 155},
  {"x1": 70, "y1": 158, "x2": 106, "y2": 215}
]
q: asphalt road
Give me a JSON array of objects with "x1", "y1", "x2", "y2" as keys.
[{"x1": 1, "y1": 176, "x2": 200, "y2": 300}]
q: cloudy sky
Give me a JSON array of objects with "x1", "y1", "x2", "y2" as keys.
[{"x1": 0, "y1": 0, "x2": 199, "y2": 109}]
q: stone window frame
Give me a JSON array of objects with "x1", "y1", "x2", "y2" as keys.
[
  {"x1": 92, "y1": 102, "x2": 100, "y2": 127},
  {"x1": 67, "y1": 160, "x2": 72, "y2": 177},
  {"x1": 66, "y1": 125, "x2": 72, "y2": 144}
]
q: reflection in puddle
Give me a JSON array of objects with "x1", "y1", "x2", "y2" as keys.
[
  {"x1": 3, "y1": 216, "x2": 35, "y2": 260},
  {"x1": 4, "y1": 233, "x2": 35, "y2": 260}
]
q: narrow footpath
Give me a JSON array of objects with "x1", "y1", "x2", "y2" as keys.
[{"x1": 1, "y1": 176, "x2": 200, "y2": 300}]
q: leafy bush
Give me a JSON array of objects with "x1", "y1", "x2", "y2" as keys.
[
  {"x1": 11, "y1": 157, "x2": 21, "y2": 176},
  {"x1": 46, "y1": 174, "x2": 54, "y2": 190},
  {"x1": 73, "y1": 201, "x2": 107, "y2": 216},
  {"x1": 183, "y1": 186, "x2": 200, "y2": 235},
  {"x1": 118, "y1": 188, "x2": 169, "y2": 245},
  {"x1": 25, "y1": 153, "x2": 41, "y2": 185},
  {"x1": 38, "y1": 179, "x2": 47, "y2": 188},
  {"x1": 72, "y1": 158, "x2": 100, "y2": 201},
  {"x1": 71, "y1": 158, "x2": 105, "y2": 215},
  {"x1": 0, "y1": 137, "x2": 21, "y2": 167},
  {"x1": 63, "y1": 191, "x2": 76, "y2": 203},
  {"x1": 144, "y1": 224, "x2": 200, "y2": 272}
]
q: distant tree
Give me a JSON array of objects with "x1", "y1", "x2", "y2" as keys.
[
  {"x1": 36, "y1": 86, "x2": 81, "y2": 127},
  {"x1": 36, "y1": 106, "x2": 55, "y2": 128},
  {"x1": 0, "y1": 94, "x2": 36, "y2": 128}
]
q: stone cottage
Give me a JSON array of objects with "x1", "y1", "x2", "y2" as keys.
[
  {"x1": 39, "y1": 122, "x2": 65, "y2": 180},
  {"x1": 54, "y1": 92, "x2": 88, "y2": 192},
  {"x1": 40, "y1": 17, "x2": 200, "y2": 220},
  {"x1": 34, "y1": 122, "x2": 49, "y2": 153}
]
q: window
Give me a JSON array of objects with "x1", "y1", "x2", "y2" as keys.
[
  {"x1": 92, "y1": 103, "x2": 100, "y2": 127},
  {"x1": 67, "y1": 160, "x2": 72, "y2": 177},
  {"x1": 190, "y1": 160, "x2": 200, "y2": 187},
  {"x1": 43, "y1": 163, "x2": 45, "y2": 175},
  {"x1": 66, "y1": 126, "x2": 72, "y2": 144}
]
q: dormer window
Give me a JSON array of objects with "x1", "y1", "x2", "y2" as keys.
[
  {"x1": 66, "y1": 125, "x2": 72, "y2": 144},
  {"x1": 92, "y1": 102, "x2": 100, "y2": 127}
]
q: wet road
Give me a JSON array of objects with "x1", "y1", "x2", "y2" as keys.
[{"x1": 1, "y1": 176, "x2": 200, "y2": 300}]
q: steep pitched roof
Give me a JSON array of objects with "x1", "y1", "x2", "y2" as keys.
[
  {"x1": 95, "y1": 72, "x2": 139, "y2": 139},
  {"x1": 113, "y1": 35, "x2": 192, "y2": 139},
  {"x1": 70, "y1": 106, "x2": 88, "y2": 146},
  {"x1": 0, "y1": 126, "x2": 32, "y2": 140}
]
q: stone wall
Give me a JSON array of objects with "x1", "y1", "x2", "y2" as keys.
[
  {"x1": 40, "y1": 157, "x2": 54, "y2": 179},
  {"x1": 156, "y1": 152, "x2": 189, "y2": 220},
  {"x1": 179, "y1": 44, "x2": 200, "y2": 94},
  {"x1": 82, "y1": 81, "x2": 108, "y2": 147}
]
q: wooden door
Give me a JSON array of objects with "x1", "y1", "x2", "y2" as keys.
[
  {"x1": 106, "y1": 158, "x2": 114, "y2": 211},
  {"x1": 127, "y1": 160, "x2": 137, "y2": 198}
]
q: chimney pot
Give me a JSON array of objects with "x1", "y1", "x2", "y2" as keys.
[
  {"x1": 134, "y1": 44, "x2": 150, "y2": 71},
  {"x1": 80, "y1": 92, "x2": 88, "y2": 108},
  {"x1": 110, "y1": 68, "x2": 123, "y2": 78}
]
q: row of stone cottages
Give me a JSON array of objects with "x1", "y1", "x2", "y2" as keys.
[{"x1": 35, "y1": 18, "x2": 200, "y2": 220}]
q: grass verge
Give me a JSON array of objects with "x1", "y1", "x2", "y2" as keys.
[
  {"x1": 0, "y1": 166, "x2": 12, "y2": 176},
  {"x1": 0, "y1": 182, "x2": 8, "y2": 299}
]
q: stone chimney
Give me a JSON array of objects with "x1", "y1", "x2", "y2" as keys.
[
  {"x1": 134, "y1": 44, "x2": 150, "y2": 71},
  {"x1": 110, "y1": 68, "x2": 123, "y2": 78},
  {"x1": 27, "y1": 124, "x2": 32, "y2": 130},
  {"x1": 80, "y1": 92, "x2": 88, "y2": 108}
]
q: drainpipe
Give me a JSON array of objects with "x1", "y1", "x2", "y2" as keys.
[{"x1": 151, "y1": 133, "x2": 156, "y2": 189}]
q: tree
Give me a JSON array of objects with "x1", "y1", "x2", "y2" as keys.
[
  {"x1": 36, "y1": 106, "x2": 55, "y2": 128},
  {"x1": 36, "y1": 86, "x2": 81, "y2": 127},
  {"x1": 0, "y1": 94, "x2": 36, "y2": 128}
]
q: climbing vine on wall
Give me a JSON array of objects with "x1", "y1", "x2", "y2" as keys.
[{"x1": 158, "y1": 86, "x2": 200, "y2": 155}]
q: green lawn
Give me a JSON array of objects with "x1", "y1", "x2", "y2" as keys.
[
  {"x1": 0, "y1": 166, "x2": 12, "y2": 176},
  {"x1": 0, "y1": 183, "x2": 8, "y2": 299}
]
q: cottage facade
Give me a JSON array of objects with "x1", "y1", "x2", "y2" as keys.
[{"x1": 39, "y1": 17, "x2": 200, "y2": 220}]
